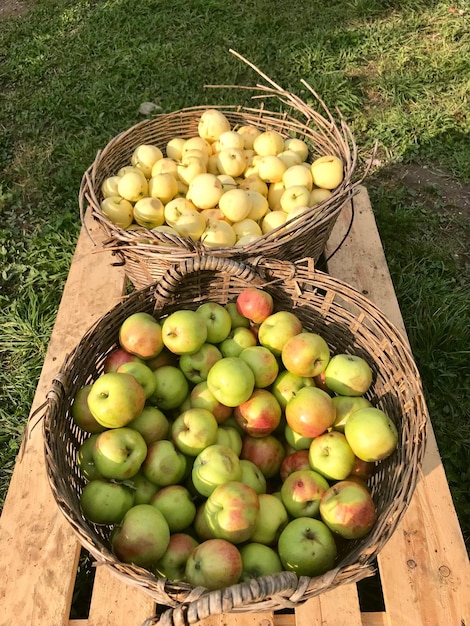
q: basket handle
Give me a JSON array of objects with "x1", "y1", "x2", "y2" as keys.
[
  {"x1": 152, "y1": 255, "x2": 298, "y2": 312},
  {"x1": 142, "y1": 572, "x2": 302, "y2": 626}
]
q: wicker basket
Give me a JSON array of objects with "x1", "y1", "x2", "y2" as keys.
[
  {"x1": 43, "y1": 255, "x2": 427, "y2": 626},
  {"x1": 79, "y1": 54, "x2": 365, "y2": 289}
]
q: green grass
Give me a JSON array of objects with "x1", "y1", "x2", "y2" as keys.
[{"x1": 1, "y1": 0, "x2": 469, "y2": 556}]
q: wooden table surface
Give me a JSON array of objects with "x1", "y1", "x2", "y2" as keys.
[{"x1": 0, "y1": 186, "x2": 468, "y2": 626}]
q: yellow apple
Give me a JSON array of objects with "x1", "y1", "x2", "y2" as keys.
[
  {"x1": 153, "y1": 224, "x2": 179, "y2": 237},
  {"x1": 201, "y1": 220, "x2": 237, "y2": 247},
  {"x1": 217, "y1": 174, "x2": 238, "y2": 192},
  {"x1": 151, "y1": 157, "x2": 179, "y2": 178},
  {"x1": 253, "y1": 130, "x2": 285, "y2": 156},
  {"x1": 171, "y1": 209, "x2": 206, "y2": 241},
  {"x1": 200, "y1": 208, "x2": 231, "y2": 224},
  {"x1": 277, "y1": 150, "x2": 303, "y2": 169},
  {"x1": 235, "y1": 233, "x2": 262, "y2": 247},
  {"x1": 176, "y1": 180, "x2": 189, "y2": 197},
  {"x1": 218, "y1": 131, "x2": 245, "y2": 151},
  {"x1": 216, "y1": 148, "x2": 247, "y2": 178},
  {"x1": 261, "y1": 210, "x2": 288, "y2": 234},
  {"x1": 166, "y1": 137, "x2": 186, "y2": 161},
  {"x1": 187, "y1": 173, "x2": 224, "y2": 210},
  {"x1": 310, "y1": 155, "x2": 344, "y2": 189},
  {"x1": 310, "y1": 187, "x2": 333, "y2": 204},
  {"x1": 101, "y1": 176, "x2": 121, "y2": 198},
  {"x1": 239, "y1": 174, "x2": 268, "y2": 197},
  {"x1": 284, "y1": 138, "x2": 309, "y2": 162},
  {"x1": 257, "y1": 155, "x2": 287, "y2": 183},
  {"x1": 100, "y1": 196, "x2": 134, "y2": 229},
  {"x1": 286, "y1": 205, "x2": 310, "y2": 222},
  {"x1": 207, "y1": 154, "x2": 221, "y2": 175},
  {"x1": 117, "y1": 170, "x2": 149, "y2": 202},
  {"x1": 182, "y1": 136, "x2": 212, "y2": 158},
  {"x1": 237, "y1": 125, "x2": 262, "y2": 150},
  {"x1": 164, "y1": 197, "x2": 197, "y2": 226},
  {"x1": 182, "y1": 148, "x2": 209, "y2": 167},
  {"x1": 245, "y1": 190, "x2": 270, "y2": 221},
  {"x1": 148, "y1": 173, "x2": 179, "y2": 204},
  {"x1": 131, "y1": 144, "x2": 164, "y2": 178},
  {"x1": 282, "y1": 164, "x2": 314, "y2": 191},
  {"x1": 133, "y1": 197, "x2": 165, "y2": 229},
  {"x1": 198, "y1": 109, "x2": 231, "y2": 143},
  {"x1": 267, "y1": 181, "x2": 286, "y2": 210},
  {"x1": 280, "y1": 185, "x2": 312, "y2": 213},
  {"x1": 118, "y1": 165, "x2": 142, "y2": 177},
  {"x1": 177, "y1": 157, "x2": 207, "y2": 186},
  {"x1": 232, "y1": 218, "x2": 262, "y2": 239},
  {"x1": 218, "y1": 188, "x2": 252, "y2": 222}
]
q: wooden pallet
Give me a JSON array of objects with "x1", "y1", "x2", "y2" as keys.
[{"x1": 0, "y1": 186, "x2": 468, "y2": 626}]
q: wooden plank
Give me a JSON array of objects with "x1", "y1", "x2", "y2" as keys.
[
  {"x1": 292, "y1": 584, "x2": 362, "y2": 626},
  {"x1": 87, "y1": 564, "x2": 155, "y2": 626},
  {"x1": 325, "y1": 185, "x2": 470, "y2": 626},
  {"x1": 0, "y1": 213, "x2": 127, "y2": 626}
]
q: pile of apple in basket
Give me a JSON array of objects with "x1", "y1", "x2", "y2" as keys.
[
  {"x1": 99, "y1": 108, "x2": 345, "y2": 245},
  {"x1": 73, "y1": 286, "x2": 399, "y2": 591}
]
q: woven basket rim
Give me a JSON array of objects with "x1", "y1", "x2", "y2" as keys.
[{"x1": 42, "y1": 255, "x2": 428, "y2": 623}]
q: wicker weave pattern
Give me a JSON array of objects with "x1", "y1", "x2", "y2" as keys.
[
  {"x1": 43, "y1": 256, "x2": 427, "y2": 625},
  {"x1": 79, "y1": 79, "x2": 362, "y2": 289}
]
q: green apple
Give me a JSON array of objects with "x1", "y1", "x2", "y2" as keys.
[
  {"x1": 224, "y1": 302, "x2": 250, "y2": 328},
  {"x1": 184, "y1": 538, "x2": 243, "y2": 590},
  {"x1": 234, "y1": 388, "x2": 282, "y2": 437},
  {"x1": 80, "y1": 478, "x2": 134, "y2": 525},
  {"x1": 87, "y1": 372, "x2": 146, "y2": 429},
  {"x1": 285, "y1": 386, "x2": 336, "y2": 438},
  {"x1": 238, "y1": 345, "x2": 279, "y2": 388},
  {"x1": 239, "y1": 459, "x2": 267, "y2": 495},
  {"x1": 284, "y1": 424, "x2": 313, "y2": 451},
  {"x1": 150, "y1": 484, "x2": 196, "y2": 532},
  {"x1": 193, "y1": 501, "x2": 215, "y2": 541},
  {"x1": 277, "y1": 517, "x2": 337, "y2": 576},
  {"x1": 309, "y1": 431, "x2": 356, "y2": 481},
  {"x1": 279, "y1": 449, "x2": 311, "y2": 482},
  {"x1": 280, "y1": 469, "x2": 330, "y2": 518},
  {"x1": 161, "y1": 309, "x2": 207, "y2": 355},
  {"x1": 77, "y1": 434, "x2": 103, "y2": 481},
  {"x1": 207, "y1": 356, "x2": 255, "y2": 407},
  {"x1": 324, "y1": 354, "x2": 373, "y2": 397},
  {"x1": 117, "y1": 360, "x2": 157, "y2": 399},
  {"x1": 196, "y1": 302, "x2": 232, "y2": 344},
  {"x1": 103, "y1": 348, "x2": 145, "y2": 373},
  {"x1": 92, "y1": 427, "x2": 147, "y2": 480},
  {"x1": 204, "y1": 480, "x2": 259, "y2": 544},
  {"x1": 281, "y1": 332, "x2": 330, "y2": 378},
  {"x1": 192, "y1": 444, "x2": 242, "y2": 497},
  {"x1": 171, "y1": 408, "x2": 219, "y2": 456},
  {"x1": 111, "y1": 504, "x2": 170, "y2": 568},
  {"x1": 320, "y1": 479, "x2": 377, "y2": 539},
  {"x1": 126, "y1": 405, "x2": 169, "y2": 446},
  {"x1": 240, "y1": 434, "x2": 285, "y2": 479},
  {"x1": 257, "y1": 310, "x2": 303, "y2": 356},
  {"x1": 71, "y1": 384, "x2": 106, "y2": 434},
  {"x1": 155, "y1": 533, "x2": 199, "y2": 582},
  {"x1": 331, "y1": 395, "x2": 373, "y2": 432},
  {"x1": 149, "y1": 365, "x2": 189, "y2": 410},
  {"x1": 216, "y1": 424, "x2": 243, "y2": 455},
  {"x1": 235, "y1": 287, "x2": 274, "y2": 324},
  {"x1": 142, "y1": 439, "x2": 187, "y2": 486},
  {"x1": 189, "y1": 380, "x2": 233, "y2": 423},
  {"x1": 126, "y1": 471, "x2": 159, "y2": 505},
  {"x1": 239, "y1": 543, "x2": 283, "y2": 581},
  {"x1": 119, "y1": 312, "x2": 164, "y2": 361},
  {"x1": 179, "y1": 342, "x2": 222, "y2": 384},
  {"x1": 250, "y1": 493, "x2": 289, "y2": 545},
  {"x1": 344, "y1": 407, "x2": 398, "y2": 462},
  {"x1": 219, "y1": 327, "x2": 258, "y2": 358},
  {"x1": 270, "y1": 370, "x2": 315, "y2": 411}
]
